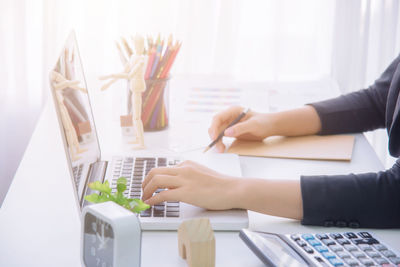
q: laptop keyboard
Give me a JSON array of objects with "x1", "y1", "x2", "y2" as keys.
[
  {"x1": 72, "y1": 164, "x2": 83, "y2": 192},
  {"x1": 111, "y1": 157, "x2": 180, "y2": 218}
]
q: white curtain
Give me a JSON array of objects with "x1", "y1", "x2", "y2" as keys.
[{"x1": 1, "y1": 0, "x2": 400, "y2": 205}]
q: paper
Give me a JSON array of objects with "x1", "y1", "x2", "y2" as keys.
[
  {"x1": 185, "y1": 87, "x2": 241, "y2": 114},
  {"x1": 227, "y1": 135, "x2": 355, "y2": 161}
]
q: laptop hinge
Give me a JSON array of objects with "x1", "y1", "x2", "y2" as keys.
[{"x1": 81, "y1": 161, "x2": 108, "y2": 208}]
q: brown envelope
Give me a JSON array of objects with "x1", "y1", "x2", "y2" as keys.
[{"x1": 227, "y1": 135, "x2": 355, "y2": 161}]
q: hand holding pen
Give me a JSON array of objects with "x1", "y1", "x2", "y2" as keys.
[
  {"x1": 206, "y1": 106, "x2": 281, "y2": 152},
  {"x1": 204, "y1": 107, "x2": 250, "y2": 152}
]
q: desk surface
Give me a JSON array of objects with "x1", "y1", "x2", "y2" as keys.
[{"x1": 1, "y1": 81, "x2": 399, "y2": 267}]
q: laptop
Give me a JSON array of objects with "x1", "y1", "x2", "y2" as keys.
[{"x1": 49, "y1": 31, "x2": 248, "y2": 231}]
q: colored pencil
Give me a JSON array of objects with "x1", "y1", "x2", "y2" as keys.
[
  {"x1": 145, "y1": 47, "x2": 156, "y2": 79},
  {"x1": 141, "y1": 34, "x2": 181, "y2": 130},
  {"x1": 160, "y1": 41, "x2": 181, "y2": 78}
]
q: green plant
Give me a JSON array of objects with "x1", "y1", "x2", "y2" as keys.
[{"x1": 85, "y1": 177, "x2": 150, "y2": 213}]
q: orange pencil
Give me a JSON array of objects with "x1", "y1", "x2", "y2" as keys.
[
  {"x1": 143, "y1": 84, "x2": 164, "y2": 124},
  {"x1": 142, "y1": 82, "x2": 161, "y2": 118},
  {"x1": 160, "y1": 42, "x2": 178, "y2": 78},
  {"x1": 155, "y1": 36, "x2": 173, "y2": 78},
  {"x1": 156, "y1": 48, "x2": 172, "y2": 78},
  {"x1": 160, "y1": 41, "x2": 181, "y2": 78}
]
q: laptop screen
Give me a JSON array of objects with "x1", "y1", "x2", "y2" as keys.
[{"x1": 49, "y1": 31, "x2": 101, "y2": 206}]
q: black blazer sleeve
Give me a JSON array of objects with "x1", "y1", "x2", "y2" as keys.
[
  {"x1": 300, "y1": 160, "x2": 400, "y2": 228},
  {"x1": 309, "y1": 54, "x2": 400, "y2": 135}
]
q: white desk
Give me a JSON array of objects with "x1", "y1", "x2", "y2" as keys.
[{"x1": 0, "y1": 92, "x2": 399, "y2": 267}]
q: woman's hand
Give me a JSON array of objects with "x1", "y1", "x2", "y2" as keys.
[
  {"x1": 141, "y1": 160, "x2": 240, "y2": 210},
  {"x1": 208, "y1": 106, "x2": 277, "y2": 152},
  {"x1": 141, "y1": 160, "x2": 303, "y2": 220},
  {"x1": 208, "y1": 105, "x2": 322, "y2": 152}
]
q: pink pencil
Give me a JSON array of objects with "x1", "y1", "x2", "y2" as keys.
[{"x1": 145, "y1": 47, "x2": 156, "y2": 79}]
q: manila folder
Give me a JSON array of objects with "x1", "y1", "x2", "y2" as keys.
[{"x1": 227, "y1": 135, "x2": 355, "y2": 161}]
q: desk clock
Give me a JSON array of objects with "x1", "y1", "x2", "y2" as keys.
[{"x1": 81, "y1": 201, "x2": 141, "y2": 267}]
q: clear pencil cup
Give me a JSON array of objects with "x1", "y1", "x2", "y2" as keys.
[{"x1": 141, "y1": 77, "x2": 170, "y2": 131}]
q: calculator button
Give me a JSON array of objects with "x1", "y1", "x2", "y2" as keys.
[
  {"x1": 358, "y1": 232, "x2": 372, "y2": 238},
  {"x1": 344, "y1": 232, "x2": 358, "y2": 239},
  {"x1": 328, "y1": 258, "x2": 344, "y2": 266},
  {"x1": 375, "y1": 257, "x2": 389, "y2": 265},
  {"x1": 373, "y1": 244, "x2": 387, "y2": 251},
  {"x1": 382, "y1": 250, "x2": 396, "y2": 258},
  {"x1": 302, "y1": 234, "x2": 314, "y2": 241},
  {"x1": 353, "y1": 238, "x2": 379, "y2": 245},
  {"x1": 308, "y1": 239, "x2": 321, "y2": 246},
  {"x1": 358, "y1": 244, "x2": 373, "y2": 251},
  {"x1": 389, "y1": 257, "x2": 400, "y2": 264},
  {"x1": 344, "y1": 244, "x2": 357, "y2": 251},
  {"x1": 303, "y1": 246, "x2": 314, "y2": 254},
  {"x1": 290, "y1": 234, "x2": 300, "y2": 241},
  {"x1": 359, "y1": 257, "x2": 375, "y2": 266},
  {"x1": 336, "y1": 251, "x2": 351, "y2": 259},
  {"x1": 329, "y1": 245, "x2": 343, "y2": 252},
  {"x1": 365, "y1": 250, "x2": 380, "y2": 258},
  {"x1": 344, "y1": 258, "x2": 360, "y2": 266},
  {"x1": 314, "y1": 245, "x2": 328, "y2": 253},
  {"x1": 321, "y1": 251, "x2": 336, "y2": 259},
  {"x1": 337, "y1": 239, "x2": 351, "y2": 245},
  {"x1": 322, "y1": 239, "x2": 336, "y2": 246},
  {"x1": 296, "y1": 240, "x2": 307, "y2": 247},
  {"x1": 330, "y1": 233, "x2": 343, "y2": 239},
  {"x1": 351, "y1": 250, "x2": 366, "y2": 258},
  {"x1": 316, "y1": 234, "x2": 329, "y2": 240}
]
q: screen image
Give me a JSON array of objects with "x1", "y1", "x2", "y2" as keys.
[
  {"x1": 49, "y1": 32, "x2": 101, "y2": 205},
  {"x1": 83, "y1": 213, "x2": 114, "y2": 267}
]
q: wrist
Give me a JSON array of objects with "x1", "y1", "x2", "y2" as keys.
[
  {"x1": 226, "y1": 178, "x2": 249, "y2": 210},
  {"x1": 263, "y1": 113, "x2": 280, "y2": 137}
]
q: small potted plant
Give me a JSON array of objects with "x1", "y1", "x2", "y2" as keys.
[{"x1": 85, "y1": 177, "x2": 150, "y2": 214}]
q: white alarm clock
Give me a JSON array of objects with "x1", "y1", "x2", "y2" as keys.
[{"x1": 81, "y1": 201, "x2": 141, "y2": 267}]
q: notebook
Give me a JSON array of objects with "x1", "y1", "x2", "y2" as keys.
[{"x1": 227, "y1": 135, "x2": 355, "y2": 161}]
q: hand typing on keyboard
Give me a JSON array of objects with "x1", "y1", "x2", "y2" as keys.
[
  {"x1": 142, "y1": 159, "x2": 303, "y2": 221},
  {"x1": 142, "y1": 160, "x2": 239, "y2": 210}
]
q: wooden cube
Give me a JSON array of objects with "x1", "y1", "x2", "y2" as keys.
[
  {"x1": 120, "y1": 114, "x2": 133, "y2": 127},
  {"x1": 178, "y1": 218, "x2": 215, "y2": 267},
  {"x1": 120, "y1": 115, "x2": 134, "y2": 136}
]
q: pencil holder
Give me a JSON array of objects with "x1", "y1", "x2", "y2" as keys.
[{"x1": 141, "y1": 77, "x2": 170, "y2": 131}]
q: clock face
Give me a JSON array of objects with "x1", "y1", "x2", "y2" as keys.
[{"x1": 83, "y1": 212, "x2": 114, "y2": 267}]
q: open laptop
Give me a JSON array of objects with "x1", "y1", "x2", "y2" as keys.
[{"x1": 49, "y1": 31, "x2": 248, "y2": 231}]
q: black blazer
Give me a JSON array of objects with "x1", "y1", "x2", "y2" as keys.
[{"x1": 301, "y1": 54, "x2": 400, "y2": 228}]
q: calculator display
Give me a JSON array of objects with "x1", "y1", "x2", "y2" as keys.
[
  {"x1": 259, "y1": 234, "x2": 306, "y2": 266},
  {"x1": 241, "y1": 230, "x2": 307, "y2": 267}
]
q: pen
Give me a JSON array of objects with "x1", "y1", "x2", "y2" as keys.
[{"x1": 203, "y1": 107, "x2": 250, "y2": 153}]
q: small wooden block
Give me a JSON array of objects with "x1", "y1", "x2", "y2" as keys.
[
  {"x1": 120, "y1": 114, "x2": 133, "y2": 127},
  {"x1": 178, "y1": 218, "x2": 215, "y2": 267}
]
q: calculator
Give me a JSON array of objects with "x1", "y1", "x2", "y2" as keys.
[{"x1": 239, "y1": 229, "x2": 400, "y2": 266}]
